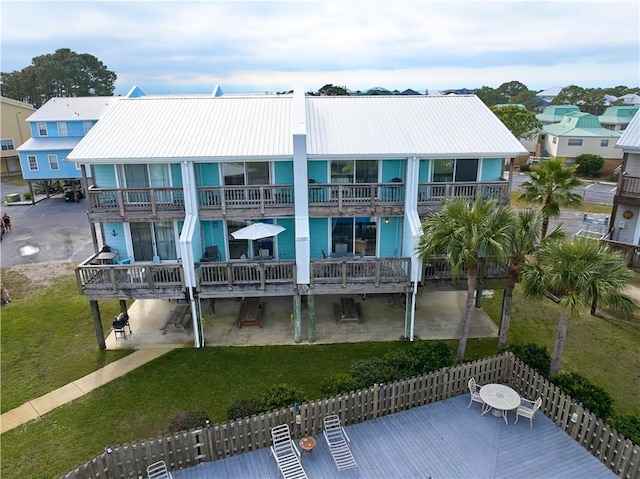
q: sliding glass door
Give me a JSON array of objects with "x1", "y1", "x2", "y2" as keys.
[{"x1": 130, "y1": 221, "x2": 177, "y2": 261}]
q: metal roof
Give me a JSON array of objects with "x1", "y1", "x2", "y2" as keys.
[
  {"x1": 305, "y1": 95, "x2": 527, "y2": 158},
  {"x1": 17, "y1": 137, "x2": 82, "y2": 152},
  {"x1": 617, "y1": 110, "x2": 640, "y2": 151},
  {"x1": 69, "y1": 95, "x2": 293, "y2": 162},
  {"x1": 543, "y1": 112, "x2": 622, "y2": 138},
  {"x1": 68, "y1": 92, "x2": 527, "y2": 163},
  {"x1": 25, "y1": 97, "x2": 119, "y2": 122}
]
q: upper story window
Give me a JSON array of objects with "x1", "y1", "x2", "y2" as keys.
[
  {"x1": 27, "y1": 155, "x2": 38, "y2": 171},
  {"x1": 600, "y1": 139, "x2": 609, "y2": 147},
  {"x1": 48, "y1": 154, "x2": 59, "y2": 171},
  {"x1": 1, "y1": 139, "x2": 15, "y2": 151},
  {"x1": 552, "y1": 137, "x2": 558, "y2": 144},
  {"x1": 57, "y1": 122, "x2": 68, "y2": 136},
  {"x1": 432, "y1": 158, "x2": 479, "y2": 182},
  {"x1": 330, "y1": 160, "x2": 378, "y2": 184},
  {"x1": 222, "y1": 162, "x2": 270, "y2": 186},
  {"x1": 37, "y1": 122, "x2": 48, "y2": 136},
  {"x1": 83, "y1": 121, "x2": 94, "y2": 134},
  {"x1": 567, "y1": 139, "x2": 583, "y2": 146}
]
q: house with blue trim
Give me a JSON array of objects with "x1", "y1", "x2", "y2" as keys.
[
  {"x1": 16, "y1": 97, "x2": 117, "y2": 198},
  {"x1": 66, "y1": 87, "x2": 527, "y2": 348}
]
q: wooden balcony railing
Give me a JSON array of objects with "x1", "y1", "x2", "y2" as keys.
[
  {"x1": 601, "y1": 239, "x2": 640, "y2": 272},
  {"x1": 618, "y1": 175, "x2": 640, "y2": 198},
  {"x1": 87, "y1": 187, "x2": 185, "y2": 217},
  {"x1": 418, "y1": 181, "x2": 510, "y2": 206},
  {"x1": 75, "y1": 256, "x2": 185, "y2": 300},
  {"x1": 198, "y1": 185, "x2": 294, "y2": 216},
  {"x1": 197, "y1": 260, "x2": 297, "y2": 297},
  {"x1": 308, "y1": 182, "x2": 404, "y2": 207},
  {"x1": 422, "y1": 257, "x2": 510, "y2": 286},
  {"x1": 310, "y1": 257, "x2": 411, "y2": 293}
]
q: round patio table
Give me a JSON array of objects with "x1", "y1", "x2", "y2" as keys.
[
  {"x1": 299, "y1": 436, "x2": 317, "y2": 459},
  {"x1": 479, "y1": 384, "x2": 520, "y2": 425}
]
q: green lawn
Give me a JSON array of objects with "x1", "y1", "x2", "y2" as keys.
[{"x1": 1, "y1": 260, "x2": 638, "y2": 477}]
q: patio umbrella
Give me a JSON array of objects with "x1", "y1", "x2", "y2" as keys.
[{"x1": 231, "y1": 222, "x2": 285, "y2": 240}]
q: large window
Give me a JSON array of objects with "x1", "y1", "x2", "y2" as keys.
[
  {"x1": 48, "y1": 154, "x2": 59, "y2": 171},
  {"x1": 432, "y1": 159, "x2": 478, "y2": 182},
  {"x1": 27, "y1": 155, "x2": 38, "y2": 171},
  {"x1": 1, "y1": 139, "x2": 15, "y2": 151},
  {"x1": 118, "y1": 164, "x2": 173, "y2": 204},
  {"x1": 221, "y1": 162, "x2": 270, "y2": 186},
  {"x1": 567, "y1": 139, "x2": 583, "y2": 146},
  {"x1": 330, "y1": 160, "x2": 378, "y2": 183},
  {"x1": 331, "y1": 217, "x2": 377, "y2": 256},
  {"x1": 130, "y1": 221, "x2": 177, "y2": 261}
]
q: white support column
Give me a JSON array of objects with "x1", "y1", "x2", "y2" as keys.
[{"x1": 292, "y1": 88, "x2": 310, "y2": 285}]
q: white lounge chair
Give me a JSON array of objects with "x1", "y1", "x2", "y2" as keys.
[
  {"x1": 146, "y1": 460, "x2": 173, "y2": 479},
  {"x1": 468, "y1": 377, "x2": 486, "y2": 411},
  {"x1": 270, "y1": 424, "x2": 308, "y2": 479},
  {"x1": 323, "y1": 414, "x2": 357, "y2": 471},
  {"x1": 515, "y1": 397, "x2": 543, "y2": 428}
]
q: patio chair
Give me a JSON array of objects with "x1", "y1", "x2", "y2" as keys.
[
  {"x1": 323, "y1": 414, "x2": 357, "y2": 471},
  {"x1": 201, "y1": 245, "x2": 221, "y2": 262},
  {"x1": 270, "y1": 424, "x2": 308, "y2": 479},
  {"x1": 146, "y1": 460, "x2": 173, "y2": 479},
  {"x1": 468, "y1": 378, "x2": 486, "y2": 411},
  {"x1": 515, "y1": 397, "x2": 542, "y2": 428}
]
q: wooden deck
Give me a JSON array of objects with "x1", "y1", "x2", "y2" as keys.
[{"x1": 170, "y1": 394, "x2": 615, "y2": 479}]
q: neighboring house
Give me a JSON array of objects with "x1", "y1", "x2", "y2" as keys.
[
  {"x1": 617, "y1": 93, "x2": 640, "y2": 106},
  {"x1": 535, "y1": 86, "x2": 563, "y2": 106},
  {"x1": 17, "y1": 96, "x2": 117, "y2": 196},
  {"x1": 538, "y1": 111, "x2": 623, "y2": 172},
  {"x1": 607, "y1": 110, "x2": 640, "y2": 271},
  {"x1": 598, "y1": 105, "x2": 640, "y2": 131},
  {"x1": 536, "y1": 104, "x2": 580, "y2": 125},
  {"x1": 67, "y1": 88, "x2": 527, "y2": 348},
  {"x1": 0, "y1": 96, "x2": 35, "y2": 177}
]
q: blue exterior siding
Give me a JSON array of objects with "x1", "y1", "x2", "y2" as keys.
[
  {"x1": 418, "y1": 159, "x2": 430, "y2": 182},
  {"x1": 381, "y1": 159, "x2": 404, "y2": 181},
  {"x1": 274, "y1": 161, "x2": 293, "y2": 184},
  {"x1": 308, "y1": 161, "x2": 328, "y2": 183},
  {"x1": 480, "y1": 158, "x2": 503, "y2": 181},
  {"x1": 94, "y1": 165, "x2": 118, "y2": 188},
  {"x1": 29, "y1": 120, "x2": 93, "y2": 138},
  {"x1": 309, "y1": 218, "x2": 329, "y2": 259},
  {"x1": 379, "y1": 217, "x2": 402, "y2": 257},
  {"x1": 103, "y1": 223, "x2": 127, "y2": 256},
  {"x1": 19, "y1": 150, "x2": 82, "y2": 180},
  {"x1": 201, "y1": 220, "x2": 227, "y2": 261},
  {"x1": 275, "y1": 218, "x2": 295, "y2": 259},
  {"x1": 196, "y1": 163, "x2": 220, "y2": 186}
]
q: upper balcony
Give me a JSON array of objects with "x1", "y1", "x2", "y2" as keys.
[
  {"x1": 198, "y1": 185, "x2": 295, "y2": 220},
  {"x1": 307, "y1": 182, "x2": 405, "y2": 217},
  {"x1": 417, "y1": 181, "x2": 509, "y2": 215},
  {"x1": 87, "y1": 187, "x2": 185, "y2": 222},
  {"x1": 615, "y1": 175, "x2": 640, "y2": 206}
]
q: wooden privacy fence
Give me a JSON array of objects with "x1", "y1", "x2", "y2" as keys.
[{"x1": 62, "y1": 353, "x2": 639, "y2": 479}]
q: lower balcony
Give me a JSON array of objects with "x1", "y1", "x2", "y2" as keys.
[
  {"x1": 422, "y1": 257, "x2": 510, "y2": 289},
  {"x1": 417, "y1": 181, "x2": 509, "y2": 215},
  {"x1": 616, "y1": 175, "x2": 640, "y2": 206},
  {"x1": 76, "y1": 256, "x2": 185, "y2": 300},
  {"x1": 601, "y1": 239, "x2": 640, "y2": 273}
]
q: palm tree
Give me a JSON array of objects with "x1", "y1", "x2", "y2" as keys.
[
  {"x1": 518, "y1": 159, "x2": 583, "y2": 239},
  {"x1": 417, "y1": 196, "x2": 514, "y2": 363},
  {"x1": 520, "y1": 237, "x2": 636, "y2": 377},
  {"x1": 498, "y1": 208, "x2": 565, "y2": 349}
]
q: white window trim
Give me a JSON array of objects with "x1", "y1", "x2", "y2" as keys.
[
  {"x1": 37, "y1": 122, "x2": 48, "y2": 136},
  {"x1": 567, "y1": 138, "x2": 583, "y2": 146},
  {"x1": 27, "y1": 155, "x2": 38, "y2": 171},
  {"x1": 57, "y1": 122, "x2": 68, "y2": 137},
  {"x1": 1, "y1": 138, "x2": 15, "y2": 151},
  {"x1": 48, "y1": 154, "x2": 60, "y2": 171},
  {"x1": 600, "y1": 139, "x2": 609, "y2": 147},
  {"x1": 83, "y1": 121, "x2": 93, "y2": 134}
]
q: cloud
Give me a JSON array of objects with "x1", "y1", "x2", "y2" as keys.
[{"x1": 1, "y1": 0, "x2": 638, "y2": 94}]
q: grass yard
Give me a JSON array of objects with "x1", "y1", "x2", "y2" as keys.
[{"x1": 1, "y1": 260, "x2": 638, "y2": 477}]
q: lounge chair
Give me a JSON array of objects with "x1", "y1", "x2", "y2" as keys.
[
  {"x1": 323, "y1": 414, "x2": 357, "y2": 471},
  {"x1": 515, "y1": 397, "x2": 543, "y2": 428},
  {"x1": 146, "y1": 460, "x2": 173, "y2": 479},
  {"x1": 270, "y1": 424, "x2": 308, "y2": 479}
]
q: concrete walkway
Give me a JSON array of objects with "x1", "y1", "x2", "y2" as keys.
[{"x1": 0, "y1": 348, "x2": 174, "y2": 434}]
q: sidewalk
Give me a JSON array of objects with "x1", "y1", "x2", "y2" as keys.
[{"x1": 0, "y1": 348, "x2": 174, "y2": 434}]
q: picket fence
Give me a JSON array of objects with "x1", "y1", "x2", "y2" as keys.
[{"x1": 62, "y1": 353, "x2": 639, "y2": 479}]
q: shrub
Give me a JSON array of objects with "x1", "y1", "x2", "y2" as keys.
[
  {"x1": 261, "y1": 384, "x2": 306, "y2": 411},
  {"x1": 227, "y1": 397, "x2": 263, "y2": 420},
  {"x1": 383, "y1": 349, "x2": 420, "y2": 380},
  {"x1": 575, "y1": 154, "x2": 604, "y2": 176},
  {"x1": 23, "y1": 192, "x2": 32, "y2": 200},
  {"x1": 609, "y1": 413, "x2": 640, "y2": 445},
  {"x1": 319, "y1": 373, "x2": 359, "y2": 396},
  {"x1": 349, "y1": 357, "x2": 394, "y2": 388},
  {"x1": 167, "y1": 410, "x2": 211, "y2": 432},
  {"x1": 552, "y1": 372, "x2": 614, "y2": 419},
  {"x1": 503, "y1": 343, "x2": 551, "y2": 378},
  {"x1": 519, "y1": 163, "x2": 531, "y2": 172},
  {"x1": 410, "y1": 341, "x2": 455, "y2": 374}
]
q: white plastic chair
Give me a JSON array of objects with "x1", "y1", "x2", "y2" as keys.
[
  {"x1": 323, "y1": 415, "x2": 357, "y2": 471},
  {"x1": 515, "y1": 397, "x2": 542, "y2": 428},
  {"x1": 146, "y1": 460, "x2": 173, "y2": 479},
  {"x1": 270, "y1": 424, "x2": 308, "y2": 479},
  {"x1": 468, "y1": 377, "x2": 485, "y2": 411}
]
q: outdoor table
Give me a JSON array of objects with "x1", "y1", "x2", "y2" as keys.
[
  {"x1": 299, "y1": 436, "x2": 317, "y2": 458},
  {"x1": 480, "y1": 384, "x2": 521, "y2": 425},
  {"x1": 95, "y1": 251, "x2": 118, "y2": 264}
]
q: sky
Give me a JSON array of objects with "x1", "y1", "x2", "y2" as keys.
[{"x1": 1, "y1": 0, "x2": 639, "y2": 96}]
